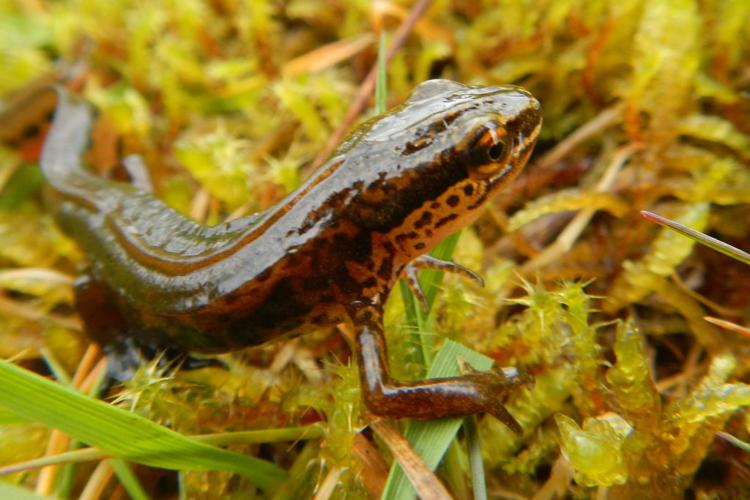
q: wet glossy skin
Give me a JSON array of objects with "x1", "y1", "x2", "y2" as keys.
[{"x1": 41, "y1": 80, "x2": 541, "y2": 428}]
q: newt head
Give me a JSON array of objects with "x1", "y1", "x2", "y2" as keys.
[{"x1": 335, "y1": 79, "x2": 542, "y2": 262}]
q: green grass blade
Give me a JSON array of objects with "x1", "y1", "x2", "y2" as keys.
[
  {"x1": 375, "y1": 31, "x2": 388, "y2": 115},
  {"x1": 0, "y1": 427, "x2": 324, "y2": 476},
  {"x1": 55, "y1": 440, "x2": 79, "y2": 498},
  {"x1": 0, "y1": 359, "x2": 286, "y2": 491},
  {"x1": 197, "y1": 424, "x2": 324, "y2": 446},
  {"x1": 381, "y1": 340, "x2": 494, "y2": 500},
  {"x1": 0, "y1": 480, "x2": 43, "y2": 500},
  {"x1": 641, "y1": 210, "x2": 750, "y2": 266},
  {"x1": 110, "y1": 459, "x2": 150, "y2": 500},
  {"x1": 441, "y1": 441, "x2": 468, "y2": 499},
  {"x1": 399, "y1": 232, "x2": 462, "y2": 368},
  {"x1": 40, "y1": 347, "x2": 71, "y2": 385},
  {"x1": 0, "y1": 447, "x2": 105, "y2": 475},
  {"x1": 419, "y1": 232, "x2": 462, "y2": 308},
  {"x1": 465, "y1": 416, "x2": 488, "y2": 500},
  {"x1": 0, "y1": 406, "x2": 28, "y2": 425}
]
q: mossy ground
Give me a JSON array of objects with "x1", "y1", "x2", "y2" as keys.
[{"x1": 1, "y1": 0, "x2": 750, "y2": 498}]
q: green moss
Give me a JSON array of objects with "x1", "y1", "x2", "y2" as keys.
[
  {"x1": 556, "y1": 413, "x2": 630, "y2": 487},
  {"x1": 3, "y1": 0, "x2": 750, "y2": 497}
]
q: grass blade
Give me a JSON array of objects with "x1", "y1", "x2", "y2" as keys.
[
  {"x1": 197, "y1": 424, "x2": 324, "y2": 446},
  {"x1": 465, "y1": 416, "x2": 487, "y2": 500},
  {"x1": 0, "y1": 359, "x2": 286, "y2": 491},
  {"x1": 0, "y1": 448, "x2": 105, "y2": 475},
  {"x1": 641, "y1": 210, "x2": 750, "y2": 266},
  {"x1": 110, "y1": 459, "x2": 149, "y2": 500},
  {"x1": 375, "y1": 31, "x2": 388, "y2": 115},
  {"x1": 381, "y1": 340, "x2": 494, "y2": 500},
  {"x1": 399, "y1": 232, "x2": 462, "y2": 367},
  {"x1": 0, "y1": 480, "x2": 43, "y2": 500}
]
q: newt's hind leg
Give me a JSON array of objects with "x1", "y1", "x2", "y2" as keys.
[
  {"x1": 73, "y1": 275, "x2": 141, "y2": 379},
  {"x1": 74, "y1": 276, "x2": 222, "y2": 381},
  {"x1": 350, "y1": 301, "x2": 524, "y2": 432},
  {"x1": 73, "y1": 275, "x2": 128, "y2": 349}
]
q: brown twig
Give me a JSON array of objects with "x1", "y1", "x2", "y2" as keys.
[
  {"x1": 704, "y1": 316, "x2": 750, "y2": 340},
  {"x1": 352, "y1": 433, "x2": 389, "y2": 499},
  {"x1": 534, "y1": 103, "x2": 624, "y2": 172},
  {"x1": 36, "y1": 343, "x2": 101, "y2": 496},
  {"x1": 79, "y1": 459, "x2": 114, "y2": 500},
  {"x1": 370, "y1": 420, "x2": 452, "y2": 500},
  {"x1": 79, "y1": 357, "x2": 108, "y2": 395},
  {"x1": 520, "y1": 143, "x2": 640, "y2": 273},
  {"x1": 0, "y1": 293, "x2": 82, "y2": 331},
  {"x1": 310, "y1": 0, "x2": 434, "y2": 170}
]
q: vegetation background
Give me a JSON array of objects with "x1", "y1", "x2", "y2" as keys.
[{"x1": 1, "y1": 0, "x2": 750, "y2": 498}]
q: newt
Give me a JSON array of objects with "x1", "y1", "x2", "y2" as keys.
[{"x1": 40, "y1": 80, "x2": 541, "y2": 430}]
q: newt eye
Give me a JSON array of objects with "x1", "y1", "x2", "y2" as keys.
[
  {"x1": 487, "y1": 141, "x2": 506, "y2": 162},
  {"x1": 468, "y1": 128, "x2": 509, "y2": 178}
]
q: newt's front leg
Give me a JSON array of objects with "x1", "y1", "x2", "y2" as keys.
[{"x1": 350, "y1": 301, "x2": 524, "y2": 433}]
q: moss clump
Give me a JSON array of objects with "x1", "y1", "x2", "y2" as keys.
[{"x1": 2, "y1": 0, "x2": 750, "y2": 498}]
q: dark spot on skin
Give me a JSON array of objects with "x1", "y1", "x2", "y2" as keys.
[
  {"x1": 24, "y1": 123, "x2": 41, "y2": 139},
  {"x1": 414, "y1": 211, "x2": 433, "y2": 229},
  {"x1": 435, "y1": 213, "x2": 459, "y2": 229},
  {"x1": 365, "y1": 259, "x2": 375, "y2": 271},
  {"x1": 360, "y1": 309, "x2": 373, "y2": 321},
  {"x1": 395, "y1": 231, "x2": 418, "y2": 246},
  {"x1": 430, "y1": 202, "x2": 441, "y2": 209},
  {"x1": 414, "y1": 242, "x2": 426, "y2": 250},
  {"x1": 256, "y1": 268, "x2": 272, "y2": 282},
  {"x1": 440, "y1": 147, "x2": 459, "y2": 167},
  {"x1": 403, "y1": 137, "x2": 432, "y2": 155},
  {"x1": 302, "y1": 276, "x2": 327, "y2": 290},
  {"x1": 383, "y1": 241, "x2": 396, "y2": 254},
  {"x1": 222, "y1": 294, "x2": 240, "y2": 306},
  {"x1": 463, "y1": 184, "x2": 474, "y2": 196},
  {"x1": 361, "y1": 277, "x2": 377, "y2": 288},
  {"x1": 467, "y1": 191, "x2": 489, "y2": 210},
  {"x1": 286, "y1": 252, "x2": 302, "y2": 267},
  {"x1": 311, "y1": 313, "x2": 327, "y2": 325},
  {"x1": 240, "y1": 280, "x2": 309, "y2": 332},
  {"x1": 378, "y1": 256, "x2": 393, "y2": 281},
  {"x1": 297, "y1": 188, "x2": 350, "y2": 234},
  {"x1": 447, "y1": 195, "x2": 460, "y2": 207},
  {"x1": 440, "y1": 110, "x2": 461, "y2": 128},
  {"x1": 332, "y1": 231, "x2": 351, "y2": 248}
]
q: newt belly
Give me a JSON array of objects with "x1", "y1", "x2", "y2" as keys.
[{"x1": 40, "y1": 79, "x2": 541, "y2": 428}]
